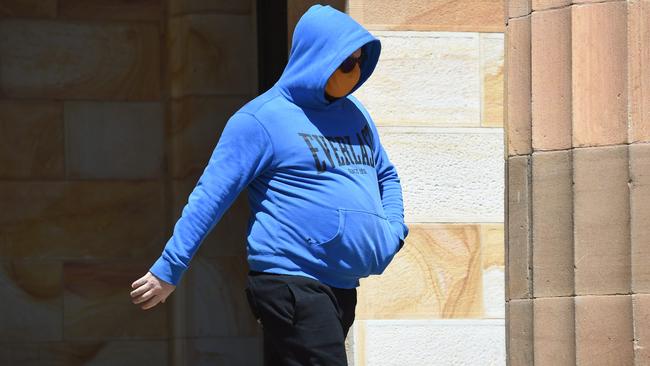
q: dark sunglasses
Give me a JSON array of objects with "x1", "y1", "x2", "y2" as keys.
[{"x1": 338, "y1": 51, "x2": 364, "y2": 73}]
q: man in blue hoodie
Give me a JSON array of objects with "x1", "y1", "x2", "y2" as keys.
[{"x1": 130, "y1": 4, "x2": 408, "y2": 365}]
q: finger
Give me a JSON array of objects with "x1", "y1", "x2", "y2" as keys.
[
  {"x1": 130, "y1": 282, "x2": 151, "y2": 298},
  {"x1": 141, "y1": 294, "x2": 161, "y2": 310},
  {"x1": 133, "y1": 288, "x2": 156, "y2": 304},
  {"x1": 132, "y1": 275, "x2": 147, "y2": 289}
]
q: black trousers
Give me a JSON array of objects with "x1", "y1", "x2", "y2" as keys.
[{"x1": 244, "y1": 270, "x2": 357, "y2": 366}]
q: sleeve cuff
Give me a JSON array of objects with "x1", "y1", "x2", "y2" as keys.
[{"x1": 149, "y1": 255, "x2": 185, "y2": 286}]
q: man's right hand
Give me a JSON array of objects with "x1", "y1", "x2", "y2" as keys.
[{"x1": 130, "y1": 271, "x2": 176, "y2": 310}]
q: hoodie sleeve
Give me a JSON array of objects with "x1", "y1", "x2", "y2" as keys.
[
  {"x1": 368, "y1": 119, "x2": 410, "y2": 248},
  {"x1": 149, "y1": 112, "x2": 275, "y2": 286}
]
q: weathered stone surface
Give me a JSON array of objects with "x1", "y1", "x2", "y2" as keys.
[
  {"x1": 58, "y1": 0, "x2": 162, "y2": 21},
  {"x1": 169, "y1": 14, "x2": 256, "y2": 98},
  {"x1": 0, "y1": 182, "x2": 165, "y2": 259},
  {"x1": 532, "y1": 150, "x2": 574, "y2": 297},
  {"x1": 355, "y1": 31, "x2": 481, "y2": 127},
  {"x1": 169, "y1": 0, "x2": 251, "y2": 16},
  {"x1": 64, "y1": 101, "x2": 164, "y2": 179},
  {"x1": 506, "y1": 16, "x2": 532, "y2": 156},
  {"x1": 507, "y1": 156, "x2": 531, "y2": 300},
  {"x1": 0, "y1": 341, "x2": 168, "y2": 365},
  {"x1": 574, "y1": 145, "x2": 631, "y2": 295},
  {"x1": 378, "y1": 127, "x2": 504, "y2": 223},
  {"x1": 507, "y1": 299, "x2": 534, "y2": 366},
  {"x1": 364, "y1": 319, "x2": 505, "y2": 365},
  {"x1": 532, "y1": 0, "x2": 570, "y2": 11},
  {"x1": 531, "y1": 7, "x2": 572, "y2": 151},
  {"x1": 63, "y1": 261, "x2": 169, "y2": 340},
  {"x1": 0, "y1": 100, "x2": 64, "y2": 179},
  {"x1": 0, "y1": 259, "x2": 63, "y2": 342},
  {"x1": 482, "y1": 224, "x2": 505, "y2": 319},
  {"x1": 357, "y1": 224, "x2": 483, "y2": 319},
  {"x1": 534, "y1": 297, "x2": 575, "y2": 366},
  {"x1": 630, "y1": 143, "x2": 650, "y2": 293},
  {"x1": 507, "y1": 0, "x2": 531, "y2": 19},
  {"x1": 349, "y1": 0, "x2": 505, "y2": 32},
  {"x1": 629, "y1": 0, "x2": 650, "y2": 143},
  {"x1": 481, "y1": 33, "x2": 505, "y2": 128},
  {"x1": 575, "y1": 295, "x2": 634, "y2": 366},
  {"x1": 0, "y1": 20, "x2": 160, "y2": 100},
  {"x1": 633, "y1": 294, "x2": 650, "y2": 364},
  {"x1": 572, "y1": 1, "x2": 628, "y2": 147},
  {"x1": 169, "y1": 96, "x2": 248, "y2": 179}
]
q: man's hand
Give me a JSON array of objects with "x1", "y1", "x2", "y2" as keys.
[{"x1": 130, "y1": 271, "x2": 176, "y2": 310}]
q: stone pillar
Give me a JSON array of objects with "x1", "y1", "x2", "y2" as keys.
[
  {"x1": 505, "y1": 1, "x2": 650, "y2": 365},
  {"x1": 166, "y1": 0, "x2": 261, "y2": 364}
]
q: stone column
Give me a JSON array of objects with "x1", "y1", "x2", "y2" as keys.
[
  {"x1": 166, "y1": 0, "x2": 261, "y2": 364},
  {"x1": 505, "y1": 1, "x2": 649, "y2": 365}
]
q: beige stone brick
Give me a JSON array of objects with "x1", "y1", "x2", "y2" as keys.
[
  {"x1": 531, "y1": 7, "x2": 572, "y2": 151},
  {"x1": 507, "y1": 156, "x2": 532, "y2": 300},
  {"x1": 171, "y1": 179, "x2": 248, "y2": 259},
  {"x1": 572, "y1": 2, "x2": 628, "y2": 147},
  {"x1": 532, "y1": 150, "x2": 574, "y2": 297},
  {"x1": 507, "y1": 0, "x2": 531, "y2": 19},
  {"x1": 482, "y1": 224, "x2": 505, "y2": 270},
  {"x1": 179, "y1": 337, "x2": 262, "y2": 365},
  {"x1": 357, "y1": 224, "x2": 483, "y2": 319},
  {"x1": 534, "y1": 297, "x2": 575, "y2": 366},
  {"x1": 574, "y1": 145, "x2": 631, "y2": 295},
  {"x1": 0, "y1": 182, "x2": 165, "y2": 259},
  {"x1": 629, "y1": 0, "x2": 650, "y2": 143},
  {"x1": 506, "y1": 16, "x2": 532, "y2": 156},
  {"x1": 0, "y1": 100, "x2": 64, "y2": 179},
  {"x1": 573, "y1": 0, "x2": 619, "y2": 3},
  {"x1": 630, "y1": 143, "x2": 650, "y2": 293},
  {"x1": 0, "y1": 0, "x2": 57, "y2": 18},
  {"x1": 0, "y1": 341, "x2": 168, "y2": 365},
  {"x1": 0, "y1": 259, "x2": 62, "y2": 341},
  {"x1": 482, "y1": 224, "x2": 505, "y2": 318},
  {"x1": 377, "y1": 127, "x2": 503, "y2": 222},
  {"x1": 348, "y1": 0, "x2": 505, "y2": 32},
  {"x1": 357, "y1": 32, "x2": 481, "y2": 128},
  {"x1": 481, "y1": 33, "x2": 505, "y2": 128},
  {"x1": 169, "y1": 0, "x2": 251, "y2": 16},
  {"x1": 169, "y1": 14, "x2": 256, "y2": 98},
  {"x1": 58, "y1": 0, "x2": 162, "y2": 21},
  {"x1": 575, "y1": 295, "x2": 634, "y2": 366},
  {"x1": 64, "y1": 101, "x2": 164, "y2": 179},
  {"x1": 182, "y1": 256, "x2": 258, "y2": 337},
  {"x1": 170, "y1": 96, "x2": 248, "y2": 179},
  {"x1": 633, "y1": 294, "x2": 650, "y2": 364},
  {"x1": 507, "y1": 299, "x2": 534, "y2": 366},
  {"x1": 0, "y1": 20, "x2": 160, "y2": 100},
  {"x1": 63, "y1": 260, "x2": 169, "y2": 339},
  {"x1": 289, "y1": 1, "x2": 346, "y2": 48},
  {"x1": 532, "y1": 0, "x2": 570, "y2": 11}
]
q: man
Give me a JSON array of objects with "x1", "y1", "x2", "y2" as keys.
[{"x1": 130, "y1": 4, "x2": 408, "y2": 365}]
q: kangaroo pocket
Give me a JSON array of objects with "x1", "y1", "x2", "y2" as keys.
[{"x1": 307, "y1": 208, "x2": 399, "y2": 278}]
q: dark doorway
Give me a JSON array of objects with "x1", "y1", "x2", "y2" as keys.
[{"x1": 256, "y1": 0, "x2": 288, "y2": 94}]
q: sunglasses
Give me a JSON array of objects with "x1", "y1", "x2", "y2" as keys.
[{"x1": 338, "y1": 51, "x2": 364, "y2": 73}]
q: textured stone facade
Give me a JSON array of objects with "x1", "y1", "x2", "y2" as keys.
[{"x1": 505, "y1": 1, "x2": 650, "y2": 365}]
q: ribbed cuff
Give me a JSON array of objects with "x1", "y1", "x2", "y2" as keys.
[{"x1": 149, "y1": 255, "x2": 185, "y2": 286}]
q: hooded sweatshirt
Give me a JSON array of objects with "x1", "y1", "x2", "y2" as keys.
[{"x1": 149, "y1": 4, "x2": 409, "y2": 289}]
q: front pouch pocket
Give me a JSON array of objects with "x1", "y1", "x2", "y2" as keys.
[{"x1": 308, "y1": 208, "x2": 397, "y2": 278}]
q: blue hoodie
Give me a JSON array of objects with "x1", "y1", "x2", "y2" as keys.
[{"x1": 149, "y1": 4, "x2": 409, "y2": 289}]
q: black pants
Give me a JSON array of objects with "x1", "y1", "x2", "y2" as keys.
[{"x1": 244, "y1": 270, "x2": 357, "y2": 366}]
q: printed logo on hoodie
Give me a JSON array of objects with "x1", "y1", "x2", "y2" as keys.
[{"x1": 298, "y1": 122, "x2": 376, "y2": 173}]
